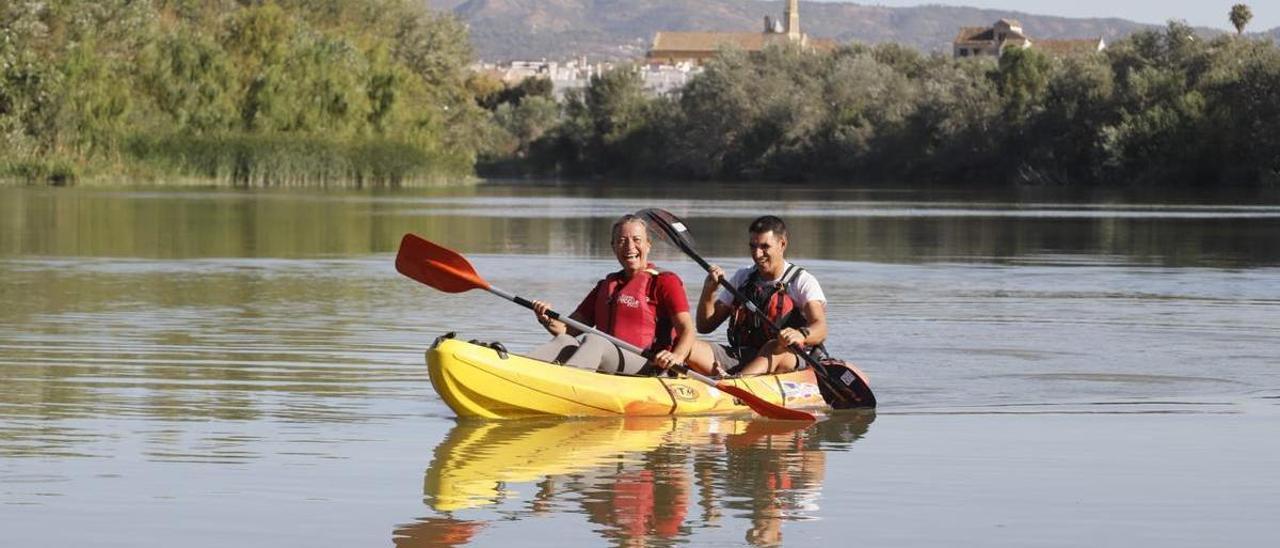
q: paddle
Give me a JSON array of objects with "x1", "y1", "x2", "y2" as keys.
[
  {"x1": 637, "y1": 208, "x2": 877, "y2": 408},
  {"x1": 395, "y1": 233, "x2": 817, "y2": 421}
]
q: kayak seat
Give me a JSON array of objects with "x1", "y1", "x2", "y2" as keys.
[
  {"x1": 466, "y1": 339, "x2": 510, "y2": 360},
  {"x1": 431, "y1": 332, "x2": 458, "y2": 349}
]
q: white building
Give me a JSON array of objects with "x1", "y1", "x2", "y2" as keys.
[{"x1": 472, "y1": 59, "x2": 702, "y2": 99}]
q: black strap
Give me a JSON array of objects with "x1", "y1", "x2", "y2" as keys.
[{"x1": 779, "y1": 264, "x2": 802, "y2": 286}]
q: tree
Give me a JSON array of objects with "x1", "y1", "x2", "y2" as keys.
[
  {"x1": 585, "y1": 67, "x2": 646, "y2": 141},
  {"x1": 1229, "y1": 4, "x2": 1253, "y2": 35},
  {"x1": 140, "y1": 32, "x2": 237, "y2": 132},
  {"x1": 675, "y1": 50, "x2": 756, "y2": 178},
  {"x1": 492, "y1": 95, "x2": 559, "y2": 157},
  {"x1": 993, "y1": 47, "x2": 1051, "y2": 117}
]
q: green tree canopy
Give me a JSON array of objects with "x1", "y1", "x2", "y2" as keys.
[{"x1": 1230, "y1": 4, "x2": 1253, "y2": 35}]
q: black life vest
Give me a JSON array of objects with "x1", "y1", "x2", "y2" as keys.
[{"x1": 727, "y1": 264, "x2": 808, "y2": 352}]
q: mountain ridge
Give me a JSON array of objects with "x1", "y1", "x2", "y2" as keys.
[{"x1": 433, "y1": 1, "x2": 1276, "y2": 61}]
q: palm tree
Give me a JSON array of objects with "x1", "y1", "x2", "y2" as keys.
[{"x1": 1229, "y1": 4, "x2": 1253, "y2": 35}]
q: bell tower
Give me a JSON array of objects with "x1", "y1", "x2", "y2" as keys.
[{"x1": 785, "y1": 0, "x2": 801, "y2": 40}]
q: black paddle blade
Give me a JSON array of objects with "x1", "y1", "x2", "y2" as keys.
[
  {"x1": 817, "y1": 360, "x2": 877, "y2": 409},
  {"x1": 637, "y1": 208, "x2": 696, "y2": 249}
]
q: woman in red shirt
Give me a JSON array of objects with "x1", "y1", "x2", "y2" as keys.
[{"x1": 528, "y1": 214, "x2": 712, "y2": 375}]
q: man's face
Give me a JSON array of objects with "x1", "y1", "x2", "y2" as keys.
[
  {"x1": 612, "y1": 221, "x2": 651, "y2": 271},
  {"x1": 748, "y1": 230, "x2": 786, "y2": 273}
]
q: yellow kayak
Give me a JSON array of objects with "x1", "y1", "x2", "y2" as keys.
[{"x1": 426, "y1": 336, "x2": 829, "y2": 419}]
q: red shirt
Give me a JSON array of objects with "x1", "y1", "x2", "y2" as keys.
[{"x1": 572, "y1": 271, "x2": 690, "y2": 329}]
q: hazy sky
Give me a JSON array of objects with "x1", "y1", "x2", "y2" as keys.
[{"x1": 815, "y1": 1, "x2": 1279, "y2": 31}]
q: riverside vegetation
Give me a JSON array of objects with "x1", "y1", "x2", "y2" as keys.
[
  {"x1": 2, "y1": 1, "x2": 1277, "y2": 187},
  {"x1": 1, "y1": 0, "x2": 484, "y2": 186}
]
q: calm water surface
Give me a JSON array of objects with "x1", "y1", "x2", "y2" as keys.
[{"x1": 2, "y1": 183, "x2": 1278, "y2": 547}]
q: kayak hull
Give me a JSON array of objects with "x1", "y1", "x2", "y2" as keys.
[{"x1": 426, "y1": 337, "x2": 828, "y2": 419}]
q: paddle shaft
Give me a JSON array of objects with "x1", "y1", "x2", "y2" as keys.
[{"x1": 485, "y1": 286, "x2": 722, "y2": 386}]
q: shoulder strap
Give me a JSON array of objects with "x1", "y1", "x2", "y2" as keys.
[
  {"x1": 779, "y1": 264, "x2": 803, "y2": 286},
  {"x1": 648, "y1": 270, "x2": 675, "y2": 299}
]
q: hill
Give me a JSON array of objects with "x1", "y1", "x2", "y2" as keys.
[{"x1": 435, "y1": 0, "x2": 1157, "y2": 61}]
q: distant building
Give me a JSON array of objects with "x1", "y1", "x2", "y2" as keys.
[
  {"x1": 472, "y1": 58, "x2": 610, "y2": 100},
  {"x1": 646, "y1": 0, "x2": 836, "y2": 65},
  {"x1": 471, "y1": 59, "x2": 702, "y2": 98},
  {"x1": 638, "y1": 62, "x2": 702, "y2": 96},
  {"x1": 953, "y1": 19, "x2": 1105, "y2": 59}
]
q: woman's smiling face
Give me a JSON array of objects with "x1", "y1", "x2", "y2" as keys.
[{"x1": 612, "y1": 220, "x2": 651, "y2": 273}]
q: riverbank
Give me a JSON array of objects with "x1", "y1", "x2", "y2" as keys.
[{"x1": 5, "y1": 2, "x2": 1277, "y2": 188}]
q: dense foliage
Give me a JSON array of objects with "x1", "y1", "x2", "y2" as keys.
[
  {"x1": 3, "y1": 3, "x2": 1277, "y2": 187},
  {"x1": 1, "y1": 0, "x2": 483, "y2": 185},
  {"x1": 523, "y1": 22, "x2": 1280, "y2": 186}
]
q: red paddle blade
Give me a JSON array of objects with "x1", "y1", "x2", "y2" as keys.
[
  {"x1": 395, "y1": 233, "x2": 490, "y2": 293},
  {"x1": 726, "y1": 418, "x2": 812, "y2": 449},
  {"x1": 716, "y1": 383, "x2": 817, "y2": 422}
]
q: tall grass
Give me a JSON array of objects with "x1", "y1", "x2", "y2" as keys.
[
  {"x1": 0, "y1": 158, "x2": 81, "y2": 186},
  {"x1": 123, "y1": 133, "x2": 471, "y2": 187}
]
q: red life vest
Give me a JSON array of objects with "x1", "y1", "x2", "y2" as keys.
[
  {"x1": 592, "y1": 265, "x2": 676, "y2": 352},
  {"x1": 727, "y1": 264, "x2": 807, "y2": 352}
]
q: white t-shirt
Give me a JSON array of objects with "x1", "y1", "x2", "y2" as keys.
[{"x1": 716, "y1": 262, "x2": 826, "y2": 310}]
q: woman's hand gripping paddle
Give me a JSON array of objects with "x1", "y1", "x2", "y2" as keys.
[
  {"x1": 637, "y1": 209, "x2": 877, "y2": 408},
  {"x1": 395, "y1": 233, "x2": 817, "y2": 421}
]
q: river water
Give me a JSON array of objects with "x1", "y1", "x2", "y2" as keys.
[{"x1": 2, "y1": 182, "x2": 1278, "y2": 547}]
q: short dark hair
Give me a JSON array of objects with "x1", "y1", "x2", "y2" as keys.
[{"x1": 748, "y1": 215, "x2": 787, "y2": 239}]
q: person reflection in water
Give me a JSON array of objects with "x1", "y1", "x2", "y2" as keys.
[
  {"x1": 727, "y1": 421, "x2": 828, "y2": 547},
  {"x1": 579, "y1": 445, "x2": 692, "y2": 546}
]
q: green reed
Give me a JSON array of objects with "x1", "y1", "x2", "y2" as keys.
[{"x1": 123, "y1": 133, "x2": 471, "y2": 187}]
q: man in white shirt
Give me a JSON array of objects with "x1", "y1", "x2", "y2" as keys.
[{"x1": 691, "y1": 216, "x2": 828, "y2": 376}]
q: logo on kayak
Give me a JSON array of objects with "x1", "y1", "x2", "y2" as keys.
[
  {"x1": 616, "y1": 295, "x2": 641, "y2": 308},
  {"x1": 780, "y1": 381, "x2": 821, "y2": 402},
  {"x1": 671, "y1": 385, "x2": 699, "y2": 402}
]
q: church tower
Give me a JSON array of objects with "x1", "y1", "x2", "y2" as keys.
[{"x1": 785, "y1": 0, "x2": 801, "y2": 40}]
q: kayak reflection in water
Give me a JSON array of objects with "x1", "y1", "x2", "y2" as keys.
[
  {"x1": 527, "y1": 214, "x2": 715, "y2": 375},
  {"x1": 416, "y1": 414, "x2": 874, "y2": 546}
]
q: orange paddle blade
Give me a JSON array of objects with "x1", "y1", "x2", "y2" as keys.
[
  {"x1": 726, "y1": 417, "x2": 812, "y2": 448},
  {"x1": 395, "y1": 233, "x2": 490, "y2": 293},
  {"x1": 715, "y1": 383, "x2": 817, "y2": 422}
]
